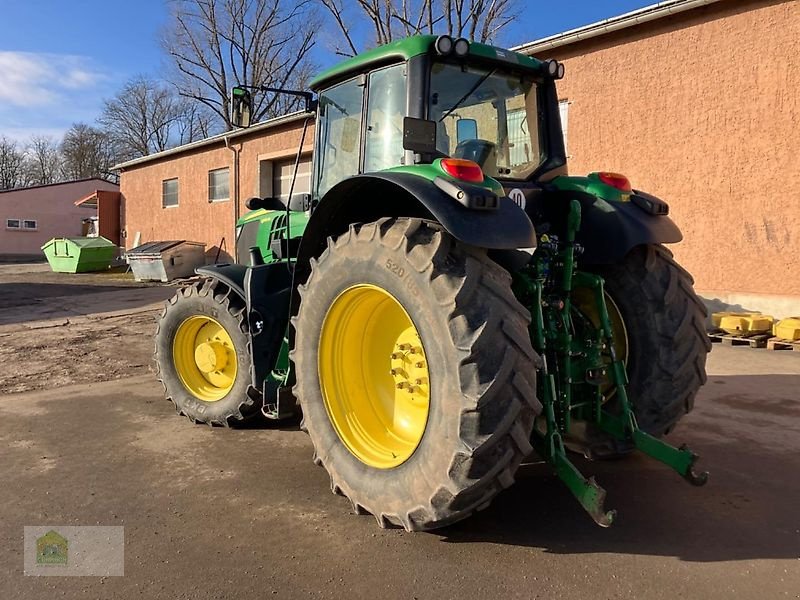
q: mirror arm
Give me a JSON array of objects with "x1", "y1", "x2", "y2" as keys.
[{"x1": 242, "y1": 85, "x2": 316, "y2": 113}]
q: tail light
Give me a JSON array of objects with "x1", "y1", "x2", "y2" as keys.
[
  {"x1": 440, "y1": 158, "x2": 484, "y2": 184},
  {"x1": 597, "y1": 172, "x2": 632, "y2": 193}
]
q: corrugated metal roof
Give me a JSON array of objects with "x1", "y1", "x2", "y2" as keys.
[
  {"x1": 511, "y1": 0, "x2": 725, "y2": 55},
  {"x1": 0, "y1": 177, "x2": 118, "y2": 195},
  {"x1": 112, "y1": 111, "x2": 314, "y2": 171}
]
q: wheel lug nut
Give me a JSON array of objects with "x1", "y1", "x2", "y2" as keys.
[
  {"x1": 391, "y1": 352, "x2": 403, "y2": 360},
  {"x1": 415, "y1": 379, "x2": 423, "y2": 385},
  {"x1": 390, "y1": 368, "x2": 399, "y2": 376},
  {"x1": 396, "y1": 382, "x2": 406, "y2": 389},
  {"x1": 415, "y1": 362, "x2": 424, "y2": 368},
  {"x1": 406, "y1": 386, "x2": 416, "y2": 394}
]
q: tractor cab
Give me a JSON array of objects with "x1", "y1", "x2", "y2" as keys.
[{"x1": 308, "y1": 34, "x2": 567, "y2": 201}]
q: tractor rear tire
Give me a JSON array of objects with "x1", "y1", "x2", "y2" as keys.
[
  {"x1": 292, "y1": 218, "x2": 542, "y2": 531},
  {"x1": 575, "y1": 244, "x2": 710, "y2": 458},
  {"x1": 154, "y1": 279, "x2": 262, "y2": 426}
]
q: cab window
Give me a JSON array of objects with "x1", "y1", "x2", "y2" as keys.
[
  {"x1": 314, "y1": 77, "x2": 364, "y2": 199},
  {"x1": 364, "y1": 63, "x2": 407, "y2": 172}
]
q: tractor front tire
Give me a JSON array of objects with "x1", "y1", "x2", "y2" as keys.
[
  {"x1": 292, "y1": 218, "x2": 542, "y2": 531},
  {"x1": 154, "y1": 279, "x2": 262, "y2": 426}
]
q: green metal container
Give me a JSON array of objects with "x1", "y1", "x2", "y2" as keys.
[{"x1": 41, "y1": 236, "x2": 116, "y2": 273}]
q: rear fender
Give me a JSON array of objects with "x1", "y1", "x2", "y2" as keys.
[
  {"x1": 297, "y1": 173, "x2": 536, "y2": 266},
  {"x1": 501, "y1": 183, "x2": 682, "y2": 264}
]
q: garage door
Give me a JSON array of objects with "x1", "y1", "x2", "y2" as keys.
[{"x1": 273, "y1": 157, "x2": 311, "y2": 202}]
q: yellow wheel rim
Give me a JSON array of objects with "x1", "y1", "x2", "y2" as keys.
[
  {"x1": 318, "y1": 284, "x2": 430, "y2": 469},
  {"x1": 173, "y1": 315, "x2": 238, "y2": 402},
  {"x1": 572, "y1": 288, "x2": 628, "y2": 398}
]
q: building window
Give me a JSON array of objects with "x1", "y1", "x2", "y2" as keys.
[
  {"x1": 22, "y1": 219, "x2": 37, "y2": 230},
  {"x1": 273, "y1": 157, "x2": 311, "y2": 203},
  {"x1": 559, "y1": 99, "x2": 570, "y2": 156},
  {"x1": 6, "y1": 219, "x2": 20, "y2": 229},
  {"x1": 162, "y1": 178, "x2": 179, "y2": 208},
  {"x1": 208, "y1": 167, "x2": 230, "y2": 202}
]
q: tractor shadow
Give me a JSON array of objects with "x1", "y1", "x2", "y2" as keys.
[
  {"x1": 438, "y1": 372, "x2": 800, "y2": 562},
  {"x1": 0, "y1": 281, "x2": 175, "y2": 326}
]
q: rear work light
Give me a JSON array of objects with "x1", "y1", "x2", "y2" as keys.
[
  {"x1": 440, "y1": 158, "x2": 484, "y2": 184},
  {"x1": 435, "y1": 35, "x2": 454, "y2": 55},
  {"x1": 597, "y1": 172, "x2": 632, "y2": 193},
  {"x1": 453, "y1": 38, "x2": 470, "y2": 57}
]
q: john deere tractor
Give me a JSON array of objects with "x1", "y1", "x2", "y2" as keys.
[{"x1": 154, "y1": 35, "x2": 710, "y2": 530}]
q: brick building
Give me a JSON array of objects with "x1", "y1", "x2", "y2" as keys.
[
  {"x1": 116, "y1": 0, "x2": 798, "y2": 315},
  {"x1": 115, "y1": 113, "x2": 313, "y2": 263}
]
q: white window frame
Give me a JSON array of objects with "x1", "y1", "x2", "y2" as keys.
[
  {"x1": 162, "y1": 178, "x2": 179, "y2": 208},
  {"x1": 22, "y1": 219, "x2": 37, "y2": 230},
  {"x1": 208, "y1": 167, "x2": 230, "y2": 202},
  {"x1": 559, "y1": 99, "x2": 570, "y2": 157},
  {"x1": 6, "y1": 218, "x2": 21, "y2": 230}
]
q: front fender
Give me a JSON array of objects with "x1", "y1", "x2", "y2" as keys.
[{"x1": 196, "y1": 264, "x2": 247, "y2": 298}]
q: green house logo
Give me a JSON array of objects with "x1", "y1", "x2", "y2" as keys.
[{"x1": 36, "y1": 530, "x2": 68, "y2": 566}]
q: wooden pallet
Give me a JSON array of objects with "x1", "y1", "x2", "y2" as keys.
[
  {"x1": 766, "y1": 337, "x2": 800, "y2": 352},
  {"x1": 707, "y1": 330, "x2": 771, "y2": 348}
]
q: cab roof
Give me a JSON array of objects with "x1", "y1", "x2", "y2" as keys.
[{"x1": 309, "y1": 34, "x2": 544, "y2": 91}]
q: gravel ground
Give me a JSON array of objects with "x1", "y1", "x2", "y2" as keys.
[{"x1": 0, "y1": 264, "x2": 176, "y2": 395}]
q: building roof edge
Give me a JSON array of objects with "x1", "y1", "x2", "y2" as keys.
[
  {"x1": 112, "y1": 111, "x2": 314, "y2": 171},
  {"x1": 511, "y1": 0, "x2": 725, "y2": 55}
]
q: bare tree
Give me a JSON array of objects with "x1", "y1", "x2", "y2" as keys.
[
  {"x1": 25, "y1": 135, "x2": 62, "y2": 186},
  {"x1": 163, "y1": 0, "x2": 317, "y2": 130},
  {"x1": 319, "y1": 0, "x2": 517, "y2": 56},
  {"x1": 60, "y1": 123, "x2": 117, "y2": 181},
  {"x1": 175, "y1": 99, "x2": 217, "y2": 145},
  {"x1": 0, "y1": 136, "x2": 28, "y2": 191},
  {"x1": 98, "y1": 76, "x2": 184, "y2": 160}
]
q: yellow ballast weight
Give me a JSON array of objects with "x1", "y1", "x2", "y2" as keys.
[
  {"x1": 712, "y1": 312, "x2": 774, "y2": 336},
  {"x1": 773, "y1": 317, "x2": 800, "y2": 341}
]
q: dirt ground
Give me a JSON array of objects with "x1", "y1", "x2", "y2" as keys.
[
  {"x1": 1, "y1": 264, "x2": 799, "y2": 599},
  {"x1": 0, "y1": 264, "x2": 175, "y2": 395}
]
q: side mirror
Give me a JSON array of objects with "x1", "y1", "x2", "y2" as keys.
[
  {"x1": 402, "y1": 117, "x2": 438, "y2": 154},
  {"x1": 456, "y1": 118, "x2": 478, "y2": 144},
  {"x1": 231, "y1": 86, "x2": 252, "y2": 128}
]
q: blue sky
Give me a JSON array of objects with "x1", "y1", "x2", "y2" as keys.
[{"x1": 0, "y1": 0, "x2": 657, "y2": 143}]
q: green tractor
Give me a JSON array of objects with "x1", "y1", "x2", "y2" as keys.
[{"x1": 154, "y1": 35, "x2": 710, "y2": 530}]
